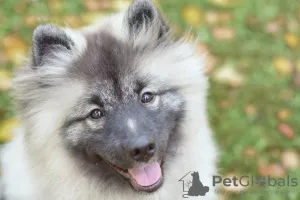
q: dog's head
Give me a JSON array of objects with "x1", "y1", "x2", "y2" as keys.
[
  {"x1": 15, "y1": 0, "x2": 207, "y2": 193},
  {"x1": 191, "y1": 172, "x2": 200, "y2": 179}
]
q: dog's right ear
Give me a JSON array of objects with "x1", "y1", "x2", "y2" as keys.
[
  {"x1": 127, "y1": 0, "x2": 169, "y2": 38},
  {"x1": 32, "y1": 25, "x2": 75, "y2": 68}
]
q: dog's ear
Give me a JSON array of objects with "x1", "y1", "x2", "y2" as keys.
[
  {"x1": 32, "y1": 24, "x2": 75, "y2": 68},
  {"x1": 127, "y1": 0, "x2": 168, "y2": 38}
]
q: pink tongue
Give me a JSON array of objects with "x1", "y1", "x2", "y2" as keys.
[{"x1": 128, "y1": 162, "x2": 162, "y2": 186}]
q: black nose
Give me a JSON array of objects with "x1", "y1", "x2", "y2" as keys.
[{"x1": 130, "y1": 142, "x2": 156, "y2": 162}]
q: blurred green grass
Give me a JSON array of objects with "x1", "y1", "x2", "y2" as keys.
[{"x1": 1, "y1": 0, "x2": 300, "y2": 199}]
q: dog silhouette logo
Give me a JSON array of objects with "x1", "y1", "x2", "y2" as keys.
[{"x1": 179, "y1": 171, "x2": 209, "y2": 198}]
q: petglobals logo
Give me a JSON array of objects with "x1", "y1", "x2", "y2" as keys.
[
  {"x1": 212, "y1": 175, "x2": 298, "y2": 188},
  {"x1": 178, "y1": 171, "x2": 298, "y2": 199},
  {"x1": 179, "y1": 171, "x2": 210, "y2": 198}
]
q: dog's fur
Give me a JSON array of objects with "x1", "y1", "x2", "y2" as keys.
[{"x1": 1, "y1": 0, "x2": 218, "y2": 199}]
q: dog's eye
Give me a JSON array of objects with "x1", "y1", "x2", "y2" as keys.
[
  {"x1": 90, "y1": 109, "x2": 103, "y2": 119},
  {"x1": 141, "y1": 92, "x2": 155, "y2": 103}
]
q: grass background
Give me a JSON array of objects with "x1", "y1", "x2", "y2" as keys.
[{"x1": 1, "y1": 0, "x2": 300, "y2": 199}]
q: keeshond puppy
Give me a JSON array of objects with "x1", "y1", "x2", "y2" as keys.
[{"x1": 1, "y1": 0, "x2": 218, "y2": 199}]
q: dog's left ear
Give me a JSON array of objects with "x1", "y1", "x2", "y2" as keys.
[{"x1": 127, "y1": 0, "x2": 168, "y2": 38}]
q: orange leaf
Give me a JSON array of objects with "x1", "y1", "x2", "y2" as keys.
[{"x1": 278, "y1": 123, "x2": 294, "y2": 139}]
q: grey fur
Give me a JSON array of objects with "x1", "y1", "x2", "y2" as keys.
[
  {"x1": 32, "y1": 25, "x2": 74, "y2": 67},
  {"x1": 1, "y1": 0, "x2": 218, "y2": 199}
]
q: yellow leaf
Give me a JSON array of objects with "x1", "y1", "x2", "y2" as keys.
[
  {"x1": 3, "y1": 35, "x2": 27, "y2": 65},
  {"x1": 284, "y1": 33, "x2": 299, "y2": 48},
  {"x1": 0, "y1": 69, "x2": 12, "y2": 91},
  {"x1": 112, "y1": 0, "x2": 132, "y2": 10},
  {"x1": 182, "y1": 5, "x2": 203, "y2": 27},
  {"x1": 0, "y1": 119, "x2": 20, "y2": 143},
  {"x1": 277, "y1": 109, "x2": 291, "y2": 121},
  {"x1": 213, "y1": 65, "x2": 244, "y2": 87},
  {"x1": 273, "y1": 57, "x2": 293, "y2": 76}
]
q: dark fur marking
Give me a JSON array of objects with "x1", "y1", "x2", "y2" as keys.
[{"x1": 32, "y1": 25, "x2": 74, "y2": 67}]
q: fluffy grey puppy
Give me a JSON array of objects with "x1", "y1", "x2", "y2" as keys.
[{"x1": 1, "y1": 0, "x2": 218, "y2": 199}]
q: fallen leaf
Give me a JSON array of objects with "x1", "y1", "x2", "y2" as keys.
[
  {"x1": 223, "y1": 173, "x2": 249, "y2": 193},
  {"x1": 0, "y1": 69, "x2": 12, "y2": 91},
  {"x1": 273, "y1": 57, "x2": 293, "y2": 76},
  {"x1": 0, "y1": 119, "x2": 20, "y2": 143},
  {"x1": 281, "y1": 151, "x2": 300, "y2": 169},
  {"x1": 213, "y1": 65, "x2": 244, "y2": 87},
  {"x1": 265, "y1": 22, "x2": 280, "y2": 34},
  {"x1": 277, "y1": 109, "x2": 291, "y2": 121},
  {"x1": 85, "y1": 0, "x2": 112, "y2": 11},
  {"x1": 212, "y1": 27, "x2": 235, "y2": 41},
  {"x1": 268, "y1": 164, "x2": 286, "y2": 177},
  {"x1": 284, "y1": 33, "x2": 299, "y2": 48},
  {"x1": 258, "y1": 161, "x2": 285, "y2": 177},
  {"x1": 243, "y1": 147, "x2": 257, "y2": 157},
  {"x1": 24, "y1": 16, "x2": 38, "y2": 27},
  {"x1": 278, "y1": 123, "x2": 294, "y2": 139},
  {"x1": 244, "y1": 105, "x2": 257, "y2": 117},
  {"x1": 182, "y1": 5, "x2": 203, "y2": 27},
  {"x1": 205, "y1": 11, "x2": 219, "y2": 25},
  {"x1": 112, "y1": 0, "x2": 132, "y2": 10},
  {"x1": 3, "y1": 35, "x2": 27, "y2": 65}
]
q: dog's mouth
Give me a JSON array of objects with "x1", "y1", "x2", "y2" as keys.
[
  {"x1": 104, "y1": 160, "x2": 163, "y2": 193},
  {"x1": 87, "y1": 151, "x2": 163, "y2": 192}
]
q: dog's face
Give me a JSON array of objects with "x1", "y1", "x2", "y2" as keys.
[
  {"x1": 60, "y1": 31, "x2": 184, "y2": 192},
  {"x1": 16, "y1": 0, "x2": 207, "y2": 194}
]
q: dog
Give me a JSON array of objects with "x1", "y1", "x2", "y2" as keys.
[
  {"x1": 1, "y1": 0, "x2": 218, "y2": 199},
  {"x1": 188, "y1": 172, "x2": 209, "y2": 196}
]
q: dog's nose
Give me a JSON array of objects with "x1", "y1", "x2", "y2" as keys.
[{"x1": 130, "y1": 142, "x2": 156, "y2": 162}]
